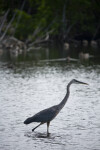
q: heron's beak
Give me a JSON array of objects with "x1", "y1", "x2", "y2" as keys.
[{"x1": 78, "y1": 81, "x2": 88, "y2": 85}]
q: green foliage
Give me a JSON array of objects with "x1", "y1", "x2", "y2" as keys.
[
  {"x1": 0, "y1": 0, "x2": 100, "y2": 40},
  {"x1": 31, "y1": 0, "x2": 100, "y2": 39},
  {"x1": 67, "y1": 0, "x2": 95, "y2": 34},
  {"x1": 13, "y1": 9, "x2": 34, "y2": 40}
]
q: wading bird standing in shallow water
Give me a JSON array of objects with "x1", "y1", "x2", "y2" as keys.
[{"x1": 24, "y1": 79, "x2": 88, "y2": 136}]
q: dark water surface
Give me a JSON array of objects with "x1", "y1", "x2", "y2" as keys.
[{"x1": 0, "y1": 46, "x2": 100, "y2": 150}]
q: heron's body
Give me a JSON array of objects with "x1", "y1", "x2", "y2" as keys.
[
  {"x1": 24, "y1": 105, "x2": 59, "y2": 124},
  {"x1": 24, "y1": 79, "x2": 88, "y2": 135}
]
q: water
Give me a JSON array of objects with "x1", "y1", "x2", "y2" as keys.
[
  {"x1": 0, "y1": 44, "x2": 100, "y2": 150},
  {"x1": 0, "y1": 60, "x2": 100, "y2": 150}
]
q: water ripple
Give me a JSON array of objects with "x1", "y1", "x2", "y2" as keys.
[{"x1": 0, "y1": 64, "x2": 100, "y2": 150}]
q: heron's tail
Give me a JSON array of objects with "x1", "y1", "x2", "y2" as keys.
[{"x1": 24, "y1": 117, "x2": 33, "y2": 124}]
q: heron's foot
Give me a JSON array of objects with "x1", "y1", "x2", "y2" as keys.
[{"x1": 47, "y1": 132, "x2": 50, "y2": 137}]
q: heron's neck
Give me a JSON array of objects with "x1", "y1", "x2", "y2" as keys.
[{"x1": 58, "y1": 82, "x2": 72, "y2": 109}]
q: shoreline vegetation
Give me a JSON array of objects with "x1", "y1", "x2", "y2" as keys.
[{"x1": 0, "y1": 0, "x2": 100, "y2": 58}]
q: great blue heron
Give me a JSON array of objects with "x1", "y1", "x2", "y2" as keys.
[{"x1": 24, "y1": 79, "x2": 88, "y2": 135}]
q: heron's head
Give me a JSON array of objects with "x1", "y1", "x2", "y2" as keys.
[{"x1": 71, "y1": 79, "x2": 88, "y2": 85}]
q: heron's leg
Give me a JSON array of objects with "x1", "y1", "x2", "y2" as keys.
[
  {"x1": 47, "y1": 122, "x2": 50, "y2": 136},
  {"x1": 32, "y1": 123, "x2": 43, "y2": 132}
]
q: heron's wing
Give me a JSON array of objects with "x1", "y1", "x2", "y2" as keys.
[{"x1": 31, "y1": 105, "x2": 59, "y2": 123}]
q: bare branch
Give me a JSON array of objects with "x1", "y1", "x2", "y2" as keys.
[
  {"x1": 0, "y1": 13, "x2": 16, "y2": 41},
  {"x1": 0, "y1": 9, "x2": 10, "y2": 34},
  {"x1": 13, "y1": 0, "x2": 26, "y2": 36}
]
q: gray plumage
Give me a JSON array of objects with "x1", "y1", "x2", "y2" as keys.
[
  {"x1": 24, "y1": 79, "x2": 88, "y2": 135},
  {"x1": 24, "y1": 105, "x2": 59, "y2": 124}
]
